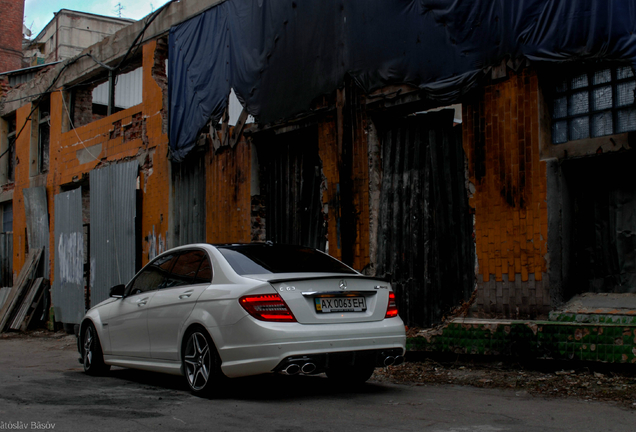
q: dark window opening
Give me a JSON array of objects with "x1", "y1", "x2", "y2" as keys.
[
  {"x1": 562, "y1": 150, "x2": 636, "y2": 297},
  {"x1": 0, "y1": 201, "x2": 13, "y2": 287},
  {"x1": 6, "y1": 114, "x2": 16, "y2": 183},
  {"x1": 551, "y1": 65, "x2": 636, "y2": 144},
  {"x1": 38, "y1": 98, "x2": 50, "y2": 174},
  {"x1": 2, "y1": 202, "x2": 13, "y2": 233}
]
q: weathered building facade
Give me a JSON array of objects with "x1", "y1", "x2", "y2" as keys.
[{"x1": 1, "y1": 0, "x2": 635, "y2": 333}]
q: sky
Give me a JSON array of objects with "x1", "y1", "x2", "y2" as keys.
[{"x1": 24, "y1": 0, "x2": 172, "y2": 38}]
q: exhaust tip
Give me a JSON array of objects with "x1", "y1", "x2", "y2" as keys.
[
  {"x1": 283, "y1": 364, "x2": 301, "y2": 375},
  {"x1": 301, "y1": 363, "x2": 316, "y2": 374},
  {"x1": 383, "y1": 356, "x2": 395, "y2": 367},
  {"x1": 393, "y1": 355, "x2": 404, "y2": 366}
]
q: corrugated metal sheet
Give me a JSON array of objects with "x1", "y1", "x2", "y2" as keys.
[
  {"x1": 172, "y1": 156, "x2": 206, "y2": 246},
  {"x1": 92, "y1": 67, "x2": 143, "y2": 109},
  {"x1": 53, "y1": 188, "x2": 85, "y2": 324},
  {"x1": 0, "y1": 233, "x2": 12, "y2": 287},
  {"x1": 90, "y1": 161, "x2": 138, "y2": 306},
  {"x1": 23, "y1": 187, "x2": 50, "y2": 277},
  {"x1": 0, "y1": 287, "x2": 10, "y2": 310},
  {"x1": 258, "y1": 127, "x2": 327, "y2": 251},
  {"x1": 9, "y1": 72, "x2": 36, "y2": 86},
  {"x1": 376, "y1": 111, "x2": 475, "y2": 327}
]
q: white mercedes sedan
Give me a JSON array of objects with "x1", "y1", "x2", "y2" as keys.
[{"x1": 77, "y1": 243, "x2": 406, "y2": 396}]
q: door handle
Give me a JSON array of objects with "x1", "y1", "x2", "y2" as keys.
[
  {"x1": 179, "y1": 292, "x2": 193, "y2": 299},
  {"x1": 137, "y1": 298, "x2": 148, "y2": 307}
]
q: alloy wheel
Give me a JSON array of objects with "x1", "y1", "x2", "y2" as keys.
[
  {"x1": 83, "y1": 326, "x2": 94, "y2": 370},
  {"x1": 184, "y1": 332, "x2": 211, "y2": 391}
]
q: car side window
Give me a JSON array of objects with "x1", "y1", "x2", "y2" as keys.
[
  {"x1": 163, "y1": 250, "x2": 212, "y2": 288},
  {"x1": 127, "y1": 253, "x2": 178, "y2": 295}
]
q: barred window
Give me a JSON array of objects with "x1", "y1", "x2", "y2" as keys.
[{"x1": 552, "y1": 66, "x2": 636, "y2": 144}]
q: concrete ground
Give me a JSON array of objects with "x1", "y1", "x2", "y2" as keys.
[{"x1": 0, "y1": 332, "x2": 635, "y2": 432}]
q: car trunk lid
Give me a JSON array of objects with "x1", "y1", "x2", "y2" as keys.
[{"x1": 245, "y1": 274, "x2": 391, "y2": 324}]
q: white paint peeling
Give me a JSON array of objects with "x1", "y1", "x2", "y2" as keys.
[{"x1": 57, "y1": 232, "x2": 84, "y2": 286}]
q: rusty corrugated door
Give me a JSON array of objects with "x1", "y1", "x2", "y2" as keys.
[
  {"x1": 258, "y1": 127, "x2": 326, "y2": 251},
  {"x1": 172, "y1": 154, "x2": 206, "y2": 246},
  {"x1": 53, "y1": 188, "x2": 85, "y2": 324},
  {"x1": 376, "y1": 110, "x2": 475, "y2": 327}
]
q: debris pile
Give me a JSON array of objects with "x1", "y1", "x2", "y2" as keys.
[{"x1": 374, "y1": 358, "x2": 636, "y2": 410}]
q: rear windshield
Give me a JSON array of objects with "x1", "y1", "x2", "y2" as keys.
[{"x1": 217, "y1": 245, "x2": 357, "y2": 275}]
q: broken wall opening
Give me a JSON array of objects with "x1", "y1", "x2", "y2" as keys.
[
  {"x1": 560, "y1": 150, "x2": 636, "y2": 298},
  {"x1": 70, "y1": 58, "x2": 144, "y2": 129}
]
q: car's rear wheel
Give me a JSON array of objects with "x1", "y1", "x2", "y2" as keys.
[
  {"x1": 325, "y1": 363, "x2": 376, "y2": 385},
  {"x1": 182, "y1": 327, "x2": 224, "y2": 396},
  {"x1": 82, "y1": 322, "x2": 110, "y2": 376}
]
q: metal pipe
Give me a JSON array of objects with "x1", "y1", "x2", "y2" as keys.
[
  {"x1": 301, "y1": 363, "x2": 316, "y2": 374},
  {"x1": 282, "y1": 364, "x2": 300, "y2": 375}
]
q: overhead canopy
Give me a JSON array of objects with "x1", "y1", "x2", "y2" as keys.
[{"x1": 168, "y1": 0, "x2": 636, "y2": 161}]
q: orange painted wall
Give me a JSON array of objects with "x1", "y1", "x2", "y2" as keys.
[
  {"x1": 12, "y1": 103, "x2": 32, "y2": 276},
  {"x1": 317, "y1": 117, "x2": 342, "y2": 262},
  {"x1": 462, "y1": 69, "x2": 550, "y2": 316},
  {"x1": 12, "y1": 40, "x2": 170, "y2": 282}
]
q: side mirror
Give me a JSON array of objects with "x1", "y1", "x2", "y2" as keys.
[{"x1": 109, "y1": 284, "x2": 126, "y2": 298}]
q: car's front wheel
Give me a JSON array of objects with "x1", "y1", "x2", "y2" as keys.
[
  {"x1": 182, "y1": 327, "x2": 224, "y2": 396},
  {"x1": 82, "y1": 322, "x2": 110, "y2": 376}
]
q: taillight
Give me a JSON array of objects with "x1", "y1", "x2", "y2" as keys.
[
  {"x1": 385, "y1": 291, "x2": 399, "y2": 318},
  {"x1": 239, "y1": 294, "x2": 297, "y2": 322}
]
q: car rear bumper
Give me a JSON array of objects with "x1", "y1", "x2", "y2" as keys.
[{"x1": 212, "y1": 316, "x2": 406, "y2": 378}]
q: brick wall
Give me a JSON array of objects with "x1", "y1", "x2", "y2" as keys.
[
  {"x1": 0, "y1": 0, "x2": 24, "y2": 73},
  {"x1": 463, "y1": 69, "x2": 550, "y2": 319}
]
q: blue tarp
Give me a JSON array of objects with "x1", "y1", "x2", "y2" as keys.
[{"x1": 168, "y1": 0, "x2": 636, "y2": 161}]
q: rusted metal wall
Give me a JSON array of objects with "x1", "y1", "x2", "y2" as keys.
[
  {"x1": 257, "y1": 127, "x2": 327, "y2": 251},
  {"x1": 52, "y1": 188, "x2": 85, "y2": 324},
  {"x1": 23, "y1": 187, "x2": 50, "y2": 278},
  {"x1": 172, "y1": 154, "x2": 206, "y2": 246},
  {"x1": 376, "y1": 110, "x2": 475, "y2": 327},
  {"x1": 207, "y1": 136, "x2": 252, "y2": 244},
  {"x1": 0, "y1": 233, "x2": 12, "y2": 287},
  {"x1": 89, "y1": 161, "x2": 138, "y2": 306}
]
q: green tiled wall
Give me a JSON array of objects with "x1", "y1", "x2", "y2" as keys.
[{"x1": 408, "y1": 321, "x2": 636, "y2": 363}]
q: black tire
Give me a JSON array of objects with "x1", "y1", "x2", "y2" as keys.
[
  {"x1": 325, "y1": 363, "x2": 376, "y2": 385},
  {"x1": 82, "y1": 322, "x2": 110, "y2": 376},
  {"x1": 182, "y1": 326, "x2": 225, "y2": 397}
]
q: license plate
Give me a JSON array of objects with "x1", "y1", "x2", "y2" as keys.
[{"x1": 315, "y1": 296, "x2": 367, "y2": 313}]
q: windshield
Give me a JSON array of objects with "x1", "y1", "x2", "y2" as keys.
[{"x1": 217, "y1": 244, "x2": 357, "y2": 275}]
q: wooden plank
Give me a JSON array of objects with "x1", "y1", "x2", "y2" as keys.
[
  {"x1": 21, "y1": 279, "x2": 48, "y2": 332},
  {"x1": 9, "y1": 278, "x2": 44, "y2": 331},
  {"x1": 0, "y1": 248, "x2": 43, "y2": 332}
]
